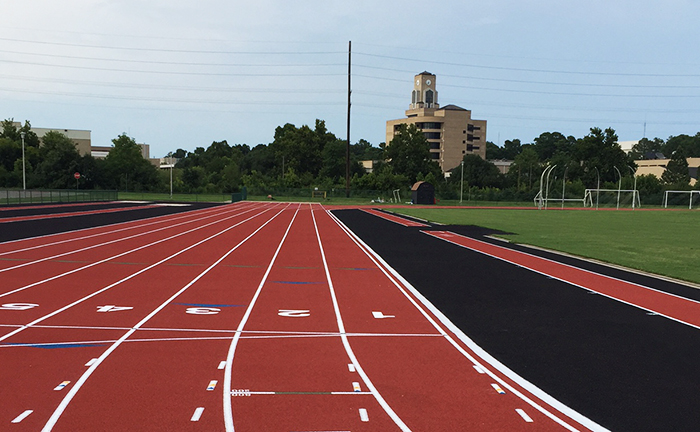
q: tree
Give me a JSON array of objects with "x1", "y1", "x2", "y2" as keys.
[
  {"x1": 629, "y1": 137, "x2": 664, "y2": 160},
  {"x1": 319, "y1": 139, "x2": 363, "y2": 182},
  {"x1": 384, "y1": 124, "x2": 442, "y2": 184},
  {"x1": 661, "y1": 147, "x2": 690, "y2": 186},
  {"x1": 448, "y1": 154, "x2": 504, "y2": 188},
  {"x1": 507, "y1": 147, "x2": 541, "y2": 190},
  {"x1": 574, "y1": 127, "x2": 633, "y2": 187},
  {"x1": 533, "y1": 132, "x2": 575, "y2": 161},
  {"x1": 104, "y1": 134, "x2": 160, "y2": 191},
  {"x1": 30, "y1": 131, "x2": 81, "y2": 189}
]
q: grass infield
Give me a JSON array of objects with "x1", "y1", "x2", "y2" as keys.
[{"x1": 393, "y1": 207, "x2": 700, "y2": 285}]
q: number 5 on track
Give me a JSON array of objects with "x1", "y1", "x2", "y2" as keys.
[{"x1": 0, "y1": 303, "x2": 39, "y2": 311}]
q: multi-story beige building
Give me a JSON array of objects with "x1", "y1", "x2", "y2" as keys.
[
  {"x1": 386, "y1": 72, "x2": 487, "y2": 173},
  {"x1": 13, "y1": 123, "x2": 92, "y2": 156}
]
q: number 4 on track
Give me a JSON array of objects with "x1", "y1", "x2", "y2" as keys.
[{"x1": 96, "y1": 305, "x2": 133, "y2": 313}]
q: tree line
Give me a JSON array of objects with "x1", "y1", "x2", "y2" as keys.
[{"x1": 1, "y1": 118, "x2": 698, "y2": 201}]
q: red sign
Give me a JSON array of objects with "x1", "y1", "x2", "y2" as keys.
[{"x1": 74, "y1": 172, "x2": 81, "y2": 180}]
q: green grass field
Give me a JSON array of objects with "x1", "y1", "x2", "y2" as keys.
[{"x1": 393, "y1": 208, "x2": 700, "y2": 285}]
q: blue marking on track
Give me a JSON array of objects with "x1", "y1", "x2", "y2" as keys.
[
  {"x1": 175, "y1": 303, "x2": 245, "y2": 307},
  {"x1": 271, "y1": 281, "x2": 323, "y2": 285},
  {"x1": 5, "y1": 343, "x2": 105, "y2": 349}
]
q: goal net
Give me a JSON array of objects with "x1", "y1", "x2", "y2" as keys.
[{"x1": 583, "y1": 189, "x2": 641, "y2": 209}]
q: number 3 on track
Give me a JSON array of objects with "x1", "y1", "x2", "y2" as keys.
[{"x1": 0, "y1": 303, "x2": 39, "y2": 311}]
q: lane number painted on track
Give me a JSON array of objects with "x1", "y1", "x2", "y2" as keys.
[
  {"x1": 96, "y1": 305, "x2": 133, "y2": 313},
  {"x1": 231, "y1": 389, "x2": 251, "y2": 397},
  {"x1": 0, "y1": 303, "x2": 38, "y2": 311},
  {"x1": 186, "y1": 307, "x2": 221, "y2": 315},
  {"x1": 278, "y1": 309, "x2": 310, "y2": 317}
]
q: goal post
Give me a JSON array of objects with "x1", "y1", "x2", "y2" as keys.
[
  {"x1": 583, "y1": 189, "x2": 641, "y2": 209},
  {"x1": 663, "y1": 190, "x2": 700, "y2": 209}
]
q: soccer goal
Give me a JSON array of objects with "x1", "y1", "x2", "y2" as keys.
[
  {"x1": 311, "y1": 190, "x2": 327, "y2": 199},
  {"x1": 583, "y1": 189, "x2": 641, "y2": 209},
  {"x1": 663, "y1": 190, "x2": 700, "y2": 209}
]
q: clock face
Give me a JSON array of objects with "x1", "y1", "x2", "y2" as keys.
[
  {"x1": 416, "y1": 79, "x2": 420, "y2": 85},
  {"x1": 426, "y1": 79, "x2": 432, "y2": 85}
]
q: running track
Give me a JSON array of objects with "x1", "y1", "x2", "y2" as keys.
[{"x1": 0, "y1": 201, "x2": 694, "y2": 430}]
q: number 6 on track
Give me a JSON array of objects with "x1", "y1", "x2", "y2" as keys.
[
  {"x1": 278, "y1": 309, "x2": 310, "y2": 317},
  {"x1": 0, "y1": 303, "x2": 39, "y2": 311}
]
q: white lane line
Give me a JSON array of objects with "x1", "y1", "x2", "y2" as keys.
[
  {"x1": 191, "y1": 407, "x2": 205, "y2": 422},
  {"x1": 207, "y1": 380, "x2": 218, "y2": 391},
  {"x1": 327, "y1": 210, "x2": 610, "y2": 432},
  {"x1": 516, "y1": 408, "x2": 534, "y2": 422},
  {"x1": 0, "y1": 204, "x2": 254, "y2": 272},
  {"x1": 0, "y1": 203, "x2": 232, "y2": 256},
  {"x1": 224, "y1": 204, "x2": 300, "y2": 432},
  {"x1": 11, "y1": 410, "x2": 33, "y2": 423},
  {"x1": 40, "y1": 204, "x2": 289, "y2": 432},
  {"x1": 0, "y1": 203, "x2": 265, "y2": 300},
  {"x1": 348, "y1": 363, "x2": 356, "y2": 372},
  {"x1": 53, "y1": 381, "x2": 70, "y2": 391},
  {"x1": 311, "y1": 205, "x2": 411, "y2": 432},
  {"x1": 473, "y1": 365, "x2": 486, "y2": 374},
  {"x1": 359, "y1": 408, "x2": 369, "y2": 422},
  {"x1": 0, "y1": 205, "x2": 279, "y2": 345},
  {"x1": 85, "y1": 358, "x2": 98, "y2": 367},
  {"x1": 218, "y1": 361, "x2": 227, "y2": 370}
]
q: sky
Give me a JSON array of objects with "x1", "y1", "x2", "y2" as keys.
[{"x1": 1, "y1": 0, "x2": 699, "y2": 158}]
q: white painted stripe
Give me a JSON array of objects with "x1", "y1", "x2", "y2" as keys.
[
  {"x1": 191, "y1": 407, "x2": 205, "y2": 421},
  {"x1": 218, "y1": 361, "x2": 227, "y2": 370},
  {"x1": 41, "y1": 205, "x2": 288, "y2": 432},
  {"x1": 348, "y1": 363, "x2": 356, "y2": 372},
  {"x1": 352, "y1": 382, "x2": 361, "y2": 392},
  {"x1": 516, "y1": 408, "x2": 534, "y2": 422},
  {"x1": 12, "y1": 410, "x2": 33, "y2": 423},
  {"x1": 85, "y1": 358, "x2": 98, "y2": 367},
  {"x1": 311, "y1": 206, "x2": 411, "y2": 432},
  {"x1": 224, "y1": 204, "x2": 299, "y2": 432},
  {"x1": 207, "y1": 380, "x2": 218, "y2": 391},
  {"x1": 327, "y1": 210, "x2": 610, "y2": 432},
  {"x1": 473, "y1": 365, "x2": 485, "y2": 374},
  {"x1": 359, "y1": 408, "x2": 369, "y2": 422},
  {"x1": 491, "y1": 383, "x2": 505, "y2": 394},
  {"x1": 54, "y1": 381, "x2": 70, "y2": 391}
]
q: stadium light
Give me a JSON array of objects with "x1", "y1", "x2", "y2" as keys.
[
  {"x1": 460, "y1": 160, "x2": 464, "y2": 203},
  {"x1": 20, "y1": 132, "x2": 26, "y2": 190}
]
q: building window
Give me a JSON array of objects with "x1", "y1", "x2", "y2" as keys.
[
  {"x1": 424, "y1": 132, "x2": 441, "y2": 140},
  {"x1": 430, "y1": 152, "x2": 440, "y2": 159},
  {"x1": 467, "y1": 145, "x2": 480, "y2": 152},
  {"x1": 467, "y1": 124, "x2": 481, "y2": 132},
  {"x1": 467, "y1": 134, "x2": 474, "y2": 141},
  {"x1": 430, "y1": 142, "x2": 441, "y2": 150},
  {"x1": 412, "y1": 90, "x2": 417, "y2": 105},
  {"x1": 425, "y1": 89, "x2": 434, "y2": 106}
]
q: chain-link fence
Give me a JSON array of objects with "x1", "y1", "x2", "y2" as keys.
[{"x1": 0, "y1": 189, "x2": 118, "y2": 205}]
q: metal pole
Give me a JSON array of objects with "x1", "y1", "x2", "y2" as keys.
[
  {"x1": 594, "y1": 167, "x2": 600, "y2": 210},
  {"x1": 614, "y1": 166, "x2": 622, "y2": 210},
  {"x1": 20, "y1": 132, "x2": 26, "y2": 190},
  {"x1": 562, "y1": 166, "x2": 568, "y2": 210},
  {"x1": 629, "y1": 165, "x2": 637, "y2": 209},
  {"x1": 345, "y1": 40, "x2": 351, "y2": 198},
  {"x1": 169, "y1": 153, "x2": 173, "y2": 199},
  {"x1": 460, "y1": 160, "x2": 464, "y2": 203}
]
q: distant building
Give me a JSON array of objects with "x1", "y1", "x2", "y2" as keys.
[
  {"x1": 619, "y1": 140, "x2": 638, "y2": 153},
  {"x1": 91, "y1": 143, "x2": 151, "y2": 160},
  {"x1": 13, "y1": 122, "x2": 91, "y2": 156},
  {"x1": 386, "y1": 72, "x2": 487, "y2": 173},
  {"x1": 635, "y1": 157, "x2": 700, "y2": 186}
]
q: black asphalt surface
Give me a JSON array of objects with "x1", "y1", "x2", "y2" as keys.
[
  {"x1": 0, "y1": 201, "x2": 222, "y2": 243},
  {"x1": 333, "y1": 208, "x2": 700, "y2": 432}
]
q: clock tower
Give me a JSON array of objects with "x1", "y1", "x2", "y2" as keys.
[{"x1": 410, "y1": 71, "x2": 438, "y2": 110}]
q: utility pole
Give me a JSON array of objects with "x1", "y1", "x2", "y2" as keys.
[{"x1": 345, "y1": 41, "x2": 351, "y2": 198}]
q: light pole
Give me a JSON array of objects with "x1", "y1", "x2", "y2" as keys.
[
  {"x1": 561, "y1": 165, "x2": 569, "y2": 210},
  {"x1": 20, "y1": 132, "x2": 26, "y2": 190},
  {"x1": 460, "y1": 160, "x2": 464, "y2": 203},
  {"x1": 168, "y1": 152, "x2": 173, "y2": 199}
]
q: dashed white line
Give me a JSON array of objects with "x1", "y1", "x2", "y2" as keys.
[
  {"x1": 348, "y1": 363, "x2": 356, "y2": 372},
  {"x1": 191, "y1": 407, "x2": 205, "y2": 421},
  {"x1": 218, "y1": 361, "x2": 227, "y2": 370},
  {"x1": 491, "y1": 383, "x2": 506, "y2": 394},
  {"x1": 85, "y1": 358, "x2": 98, "y2": 367},
  {"x1": 473, "y1": 365, "x2": 486, "y2": 374},
  {"x1": 11, "y1": 410, "x2": 33, "y2": 423},
  {"x1": 359, "y1": 408, "x2": 369, "y2": 422},
  {"x1": 516, "y1": 408, "x2": 534, "y2": 423}
]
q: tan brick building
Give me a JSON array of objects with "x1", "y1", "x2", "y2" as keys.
[{"x1": 386, "y1": 72, "x2": 487, "y2": 173}]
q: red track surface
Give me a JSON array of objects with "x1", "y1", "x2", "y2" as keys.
[
  {"x1": 424, "y1": 230, "x2": 700, "y2": 329},
  {"x1": 0, "y1": 202, "x2": 606, "y2": 431}
]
